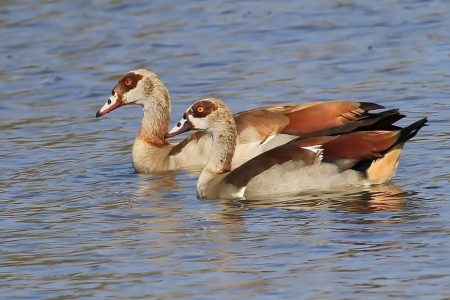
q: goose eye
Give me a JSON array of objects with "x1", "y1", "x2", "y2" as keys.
[
  {"x1": 107, "y1": 99, "x2": 111, "y2": 105},
  {"x1": 111, "y1": 89, "x2": 115, "y2": 96},
  {"x1": 197, "y1": 107, "x2": 204, "y2": 113},
  {"x1": 182, "y1": 113, "x2": 186, "y2": 119}
]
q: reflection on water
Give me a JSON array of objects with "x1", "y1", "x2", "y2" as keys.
[
  {"x1": 209, "y1": 184, "x2": 409, "y2": 232},
  {"x1": 1, "y1": 0, "x2": 450, "y2": 298},
  {"x1": 237, "y1": 184, "x2": 408, "y2": 213}
]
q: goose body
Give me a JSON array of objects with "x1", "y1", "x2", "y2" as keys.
[
  {"x1": 168, "y1": 98, "x2": 427, "y2": 200},
  {"x1": 96, "y1": 69, "x2": 403, "y2": 172}
]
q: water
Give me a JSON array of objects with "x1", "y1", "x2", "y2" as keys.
[{"x1": 1, "y1": 0, "x2": 450, "y2": 298}]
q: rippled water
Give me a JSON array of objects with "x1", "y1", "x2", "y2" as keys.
[{"x1": 1, "y1": 0, "x2": 450, "y2": 298}]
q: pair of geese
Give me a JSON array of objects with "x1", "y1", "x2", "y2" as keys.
[{"x1": 96, "y1": 69, "x2": 427, "y2": 199}]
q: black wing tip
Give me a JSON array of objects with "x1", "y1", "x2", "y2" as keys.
[
  {"x1": 399, "y1": 117, "x2": 428, "y2": 143},
  {"x1": 359, "y1": 102, "x2": 385, "y2": 111}
]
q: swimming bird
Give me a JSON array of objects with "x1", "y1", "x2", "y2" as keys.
[{"x1": 167, "y1": 98, "x2": 427, "y2": 199}]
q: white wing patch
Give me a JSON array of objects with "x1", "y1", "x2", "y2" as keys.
[
  {"x1": 302, "y1": 145, "x2": 324, "y2": 162},
  {"x1": 232, "y1": 186, "x2": 247, "y2": 199},
  {"x1": 259, "y1": 134, "x2": 276, "y2": 147}
]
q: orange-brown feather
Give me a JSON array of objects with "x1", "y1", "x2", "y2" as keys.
[
  {"x1": 324, "y1": 131, "x2": 400, "y2": 160},
  {"x1": 281, "y1": 101, "x2": 383, "y2": 135},
  {"x1": 291, "y1": 131, "x2": 400, "y2": 160},
  {"x1": 234, "y1": 110, "x2": 290, "y2": 143}
]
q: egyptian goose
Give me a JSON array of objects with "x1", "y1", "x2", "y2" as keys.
[
  {"x1": 167, "y1": 98, "x2": 427, "y2": 199},
  {"x1": 96, "y1": 69, "x2": 403, "y2": 172}
]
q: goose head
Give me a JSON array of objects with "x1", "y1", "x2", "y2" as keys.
[
  {"x1": 96, "y1": 69, "x2": 169, "y2": 118},
  {"x1": 166, "y1": 98, "x2": 233, "y2": 138}
]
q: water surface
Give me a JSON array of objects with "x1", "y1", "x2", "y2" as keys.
[{"x1": 1, "y1": 0, "x2": 450, "y2": 299}]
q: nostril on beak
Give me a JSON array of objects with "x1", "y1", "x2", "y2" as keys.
[
  {"x1": 177, "y1": 122, "x2": 181, "y2": 127},
  {"x1": 107, "y1": 99, "x2": 111, "y2": 105}
]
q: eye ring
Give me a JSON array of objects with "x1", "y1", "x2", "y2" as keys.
[
  {"x1": 197, "y1": 107, "x2": 204, "y2": 113},
  {"x1": 124, "y1": 78, "x2": 132, "y2": 86}
]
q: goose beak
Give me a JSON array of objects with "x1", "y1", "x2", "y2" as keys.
[
  {"x1": 96, "y1": 95, "x2": 123, "y2": 118},
  {"x1": 165, "y1": 118, "x2": 193, "y2": 138}
]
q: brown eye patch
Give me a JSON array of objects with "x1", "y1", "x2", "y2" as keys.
[
  {"x1": 116, "y1": 72, "x2": 143, "y2": 95},
  {"x1": 191, "y1": 100, "x2": 218, "y2": 118}
]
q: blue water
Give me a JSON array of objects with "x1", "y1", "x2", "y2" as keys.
[{"x1": 1, "y1": 0, "x2": 450, "y2": 298}]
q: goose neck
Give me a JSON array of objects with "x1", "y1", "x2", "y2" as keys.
[{"x1": 137, "y1": 88, "x2": 170, "y2": 147}]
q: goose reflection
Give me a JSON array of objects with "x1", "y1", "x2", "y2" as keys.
[{"x1": 211, "y1": 183, "x2": 408, "y2": 225}]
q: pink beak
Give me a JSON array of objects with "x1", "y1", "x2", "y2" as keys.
[
  {"x1": 96, "y1": 95, "x2": 123, "y2": 118},
  {"x1": 165, "y1": 118, "x2": 193, "y2": 138}
]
